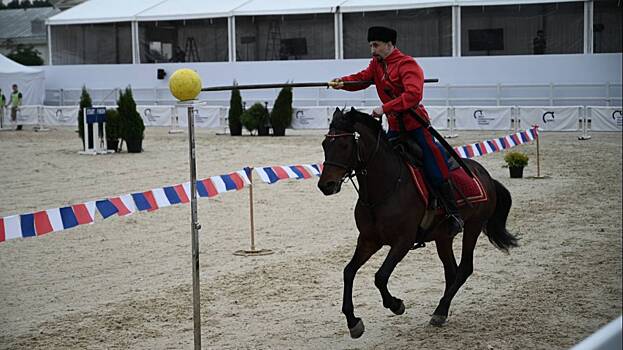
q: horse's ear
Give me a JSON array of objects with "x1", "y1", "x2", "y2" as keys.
[
  {"x1": 333, "y1": 107, "x2": 342, "y2": 119},
  {"x1": 350, "y1": 107, "x2": 356, "y2": 112}
]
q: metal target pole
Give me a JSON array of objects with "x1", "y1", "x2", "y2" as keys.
[{"x1": 185, "y1": 101, "x2": 202, "y2": 350}]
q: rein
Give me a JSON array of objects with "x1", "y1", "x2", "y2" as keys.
[{"x1": 324, "y1": 128, "x2": 402, "y2": 208}]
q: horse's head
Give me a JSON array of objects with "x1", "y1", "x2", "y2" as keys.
[{"x1": 317, "y1": 107, "x2": 382, "y2": 196}]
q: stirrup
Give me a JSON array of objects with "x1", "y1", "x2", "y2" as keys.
[{"x1": 446, "y1": 214, "x2": 464, "y2": 237}]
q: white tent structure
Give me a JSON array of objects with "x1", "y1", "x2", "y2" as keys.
[{"x1": 0, "y1": 54, "x2": 45, "y2": 105}]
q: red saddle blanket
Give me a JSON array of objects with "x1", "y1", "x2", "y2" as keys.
[{"x1": 407, "y1": 164, "x2": 488, "y2": 208}]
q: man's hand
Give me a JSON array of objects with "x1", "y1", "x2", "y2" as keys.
[
  {"x1": 328, "y1": 78, "x2": 344, "y2": 89},
  {"x1": 372, "y1": 106, "x2": 384, "y2": 118}
]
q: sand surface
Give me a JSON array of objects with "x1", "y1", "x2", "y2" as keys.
[{"x1": 0, "y1": 127, "x2": 621, "y2": 349}]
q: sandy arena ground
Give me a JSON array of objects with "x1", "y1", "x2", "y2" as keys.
[{"x1": 0, "y1": 127, "x2": 621, "y2": 350}]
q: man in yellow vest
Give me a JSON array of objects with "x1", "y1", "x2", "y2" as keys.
[{"x1": 9, "y1": 84, "x2": 22, "y2": 130}]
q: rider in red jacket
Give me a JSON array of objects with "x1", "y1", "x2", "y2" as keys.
[{"x1": 331, "y1": 26, "x2": 463, "y2": 237}]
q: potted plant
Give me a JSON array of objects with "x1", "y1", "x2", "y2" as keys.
[
  {"x1": 117, "y1": 87, "x2": 145, "y2": 153},
  {"x1": 504, "y1": 151, "x2": 529, "y2": 178},
  {"x1": 105, "y1": 108, "x2": 121, "y2": 152},
  {"x1": 77, "y1": 86, "x2": 93, "y2": 150},
  {"x1": 228, "y1": 85, "x2": 243, "y2": 136},
  {"x1": 270, "y1": 86, "x2": 293, "y2": 136},
  {"x1": 241, "y1": 102, "x2": 269, "y2": 136}
]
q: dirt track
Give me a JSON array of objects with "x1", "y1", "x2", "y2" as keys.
[{"x1": 0, "y1": 128, "x2": 621, "y2": 349}]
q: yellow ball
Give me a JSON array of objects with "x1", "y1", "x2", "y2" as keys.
[{"x1": 169, "y1": 68, "x2": 202, "y2": 101}]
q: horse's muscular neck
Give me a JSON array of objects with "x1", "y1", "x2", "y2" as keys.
[{"x1": 354, "y1": 124, "x2": 402, "y2": 207}]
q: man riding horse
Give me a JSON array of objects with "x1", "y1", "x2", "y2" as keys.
[{"x1": 330, "y1": 26, "x2": 463, "y2": 237}]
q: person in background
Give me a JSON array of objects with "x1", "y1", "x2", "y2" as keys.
[
  {"x1": 0, "y1": 88, "x2": 5, "y2": 128},
  {"x1": 533, "y1": 30, "x2": 546, "y2": 55},
  {"x1": 9, "y1": 84, "x2": 23, "y2": 131}
]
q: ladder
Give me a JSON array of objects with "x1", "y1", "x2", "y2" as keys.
[{"x1": 185, "y1": 37, "x2": 200, "y2": 62}]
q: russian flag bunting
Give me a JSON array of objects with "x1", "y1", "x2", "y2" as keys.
[
  {"x1": 0, "y1": 127, "x2": 536, "y2": 243},
  {"x1": 453, "y1": 127, "x2": 537, "y2": 159}
]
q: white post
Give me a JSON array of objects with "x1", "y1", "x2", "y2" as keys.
[
  {"x1": 578, "y1": 106, "x2": 592, "y2": 140},
  {"x1": 445, "y1": 107, "x2": 458, "y2": 138},
  {"x1": 34, "y1": 106, "x2": 50, "y2": 132},
  {"x1": 452, "y1": 6, "x2": 461, "y2": 57},
  {"x1": 169, "y1": 106, "x2": 184, "y2": 134},
  {"x1": 584, "y1": 1, "x2": 594, "y2": 54}
]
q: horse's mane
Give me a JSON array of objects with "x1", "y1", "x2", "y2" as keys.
[{"x1": 330, "y1": 108, "x2": 385, "y2": 137}]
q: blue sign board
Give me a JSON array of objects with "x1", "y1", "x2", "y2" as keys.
[{"x1": 86, "y1": 107, "x2": 107, "y2": 123}]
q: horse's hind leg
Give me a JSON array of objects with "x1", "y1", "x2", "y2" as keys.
[
  {"x1": 430, "y1": 222, "x2": 482, "y2": 326},
  {"x1": 374, "y1": 237, "x2": 414, "y2": 316},
  {"x1": 343, "y1": 237, "x2": 381, "y2": 338}
]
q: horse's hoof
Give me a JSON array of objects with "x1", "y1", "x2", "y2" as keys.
[
  {"x1": 349, "y1": 318, "x2": 365, "y2": 339},
  {"x1": 429, "y1": 314, "x2": 447, "y2": 327},
  {"x1": 390, "y1": 299, "x2": 405, "y2": 315}
]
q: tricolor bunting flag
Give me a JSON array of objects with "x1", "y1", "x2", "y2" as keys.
[{"x1": 1, "y1": 129, "x2": 536, "y2": 243}]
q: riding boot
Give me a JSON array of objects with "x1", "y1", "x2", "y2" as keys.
[{"x1": 438, "y1": 180, "x2": 464, "y2": 237}]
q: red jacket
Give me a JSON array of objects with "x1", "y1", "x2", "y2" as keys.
[{"x1": 340, "y1": 48, "x2": 429, "y2": 131}]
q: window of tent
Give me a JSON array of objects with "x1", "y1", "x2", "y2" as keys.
[
  {"x1": 593, "y1": 0, "x2": 623, "y2": 53},
  {"x1": 139, "y1": 18, "x2": 228, "y2": 63},
  {"x1": 235, "y1": 14, "x2": 335, "y2": 61},
  {"x1": 460, "y1": 2, "x2": 584, "y2": 56},
  {"x1": 343, "y1": 7, "x2": 452, "y2": 59},
  {"x1": 51, "y1": 23, "x2": 132, "y2": 65}
]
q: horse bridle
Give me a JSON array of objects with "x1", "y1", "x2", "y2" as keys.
[
  {"x1": 323, "y1": 129, "x2": 381, "y2": 178},
  {"x1": 323, "y1": 127, "x2": 405, "y2": 207}
]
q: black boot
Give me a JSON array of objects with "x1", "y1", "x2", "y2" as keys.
[{"x1": 438, "y1": 180, "x2": 464, "y2": 237}]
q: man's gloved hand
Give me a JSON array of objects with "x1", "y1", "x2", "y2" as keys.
[
  {"x1": 328, "y1": 78, "x2": 344, "y2": 89},
  {"x1": 372, "y1": 106, "x2": 384, "y2": 118}
]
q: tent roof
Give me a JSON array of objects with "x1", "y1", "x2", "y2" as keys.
[
  {"x1": 136, "y1": 0, "x2": 250, "y2": 21},
  {"x1": 47, "y1": 0, "x2": 585, "y2": 25},
  {"x1": 233, "y1": 0, "x2": 346, "y2": 16},
  {"x1": 340, "y1": 0, "x2": 582, "y2": 12},
  {"x1": 0, "y1": 54, "x2": 43, "y2": 74},
  {"x1": 47, "y1": 0, "x2": 166, "y2": 25}
]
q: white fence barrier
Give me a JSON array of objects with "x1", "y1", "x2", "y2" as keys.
[
  {"x1": 454, "y1": 106, "x2": 513, "y2": 131},
  {"x1": 137, "y1": 105, "x2": 175, "y2": 127},
  {"x1": 7, "y1": 105, "x2": 622, "y2": 133},
  {"x1": 588, "y1": 106, "x2": 623, "y2": 132},
  {"x1": 42, "y1": 106, "x2": 80, "y2": 126},
  {"x1": 518, "y1": 106, "x2": 582, "y2": 131}
]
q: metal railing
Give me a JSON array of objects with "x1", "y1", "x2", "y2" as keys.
[{"x1": 45, "y1": 82, "x2": 622, "y2": 108}]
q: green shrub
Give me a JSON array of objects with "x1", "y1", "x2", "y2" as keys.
[
  {"x1": 504, "y1": 151, "x2": 529, "y2": 167},
  {"x1": 270, "y1": 86, "x2": 293, "y2": 136},
  {"x1": 77, "y1": 86, "x2": 92, "y2": 141},
  {"x1": 105, "y1": 109, "x2": 121, "y2": 141},
  {"x1": 228, "y1": 86, "x2": 243, "y2": 135},
  {"x1": 241, "y1": 102, "x2": 269, "y2": 134},
  {"x1": 117, "y1": 86, "x2": 144, "y2": 141}
]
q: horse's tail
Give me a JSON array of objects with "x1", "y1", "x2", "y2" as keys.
[{"x1": 483, "y1": 179, "x2": 519, "y2": 253}]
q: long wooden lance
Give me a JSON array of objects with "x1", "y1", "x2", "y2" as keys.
[{"x1": 201, "y1": 79, "x2": 438, "y2": 91}]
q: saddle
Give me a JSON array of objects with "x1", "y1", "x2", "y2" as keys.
[{"x1": 389, "y1": 137, "x2": 486, "y2": 210}]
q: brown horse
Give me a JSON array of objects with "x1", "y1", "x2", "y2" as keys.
[{"x1": 317, "y1": 107, "x2": 518, "y2": 338}]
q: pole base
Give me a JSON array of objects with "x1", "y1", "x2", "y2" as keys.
[
  {"x1": 168, "y1": 129, "x2": 184, "y2": 134},
  {"x1": 233, "y1": 248, "x2": 274, "y2": 256},
  {"x1": 527, "y1": 175, "x2": 551, "y2": 179},
  {"x1": 444, "y1": 134, "x2": 458, "y2": 138},
  {"x1": 578, "y1": 135, "x2": 591, "y2": 140}
]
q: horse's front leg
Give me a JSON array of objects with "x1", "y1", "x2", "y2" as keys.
[
  {"x1": 343, "y1": 236, "x2": 381, "y2": 338},
  {"x1": 374, "y1": 235, "x2": 415, "y2": 316}
]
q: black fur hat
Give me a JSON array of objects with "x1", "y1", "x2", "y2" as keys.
[{"x1": 367, "y1": 26, "x2": 397, "y2": 45}]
